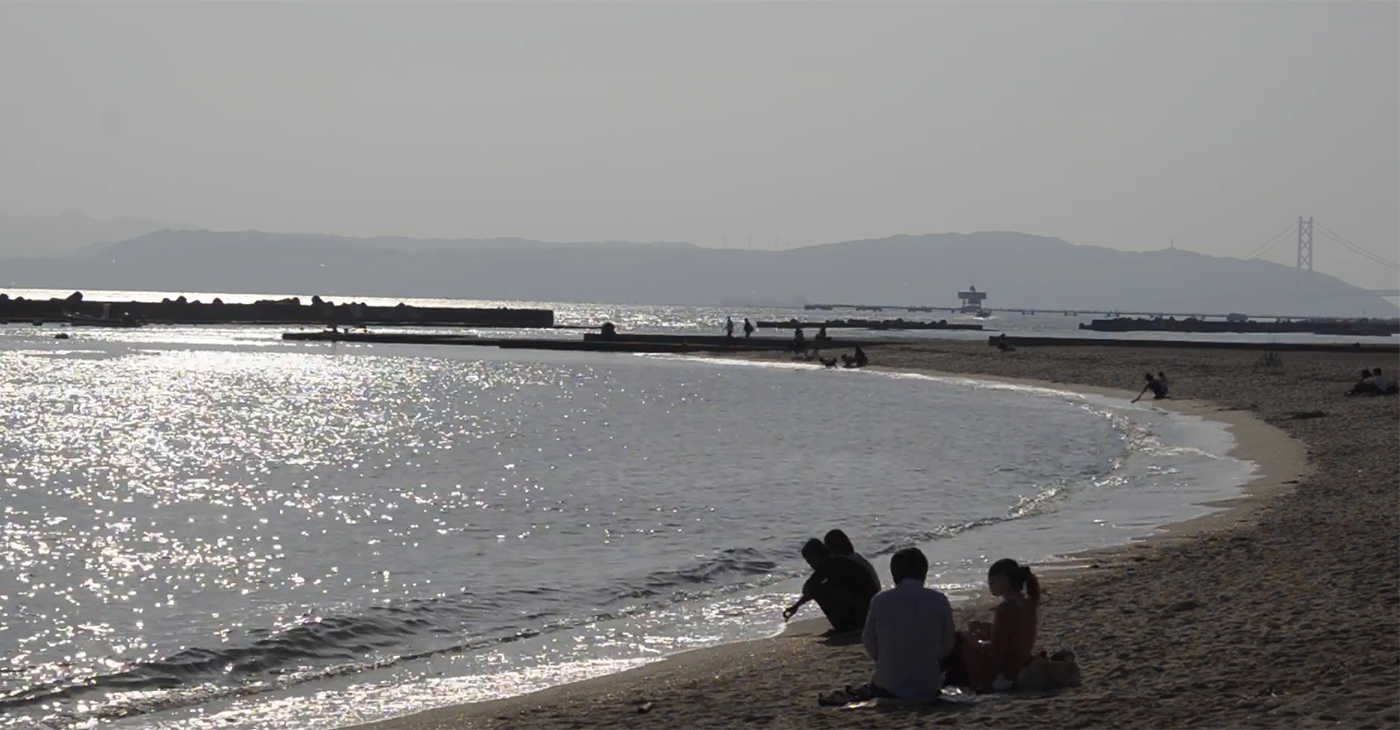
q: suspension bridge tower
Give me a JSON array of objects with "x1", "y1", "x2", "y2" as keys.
[{"x1": 1296, "y1": 216, "x2": 1313, "y2": 271}]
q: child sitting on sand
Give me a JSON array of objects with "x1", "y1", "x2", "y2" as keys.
[{"x1": 945, "y1": 559, "x2": 1041, "y2": 693}]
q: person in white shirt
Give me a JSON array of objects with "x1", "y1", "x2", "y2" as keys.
[{"x1": 861, "y1": 547, "x2": 956, "y2": 702}]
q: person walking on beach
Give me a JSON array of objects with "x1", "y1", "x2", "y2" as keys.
[
  {"x1": 824, "y1": 529, "x2": 881, "y2": 591},
  {"x1": 862, "y1": 547, "x2": 956, "y2": 702},
  {"x1": 743, "y1": 318, "x2": 755, "y2": 338},
  {"x1": 783, "y1": 538, "x2": 878, "y2": 634},
  {"x1": 725, "y1": 316, "x2": 735, "y2": 339}
]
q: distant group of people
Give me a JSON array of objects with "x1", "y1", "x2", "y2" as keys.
[
  {"x1": 785, "y1": 530, "x2": 1043, "y2": 699},
  {"x1": 725, "y1": 316, "x2": 756, "y2": 339},
  {"x1": 1348, "y1": 368, "x2": 1397, "y2": 396}
]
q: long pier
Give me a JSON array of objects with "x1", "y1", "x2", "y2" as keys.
[
  {"x1": 283, "y1": 330, "x2": 898, "y2": 354},
  {"x1": 758, "y1": 319, "x2": 983, "y2": 331},
  {"x1": 804, "y1": 302, "x2": 1395, "y2": 322}
]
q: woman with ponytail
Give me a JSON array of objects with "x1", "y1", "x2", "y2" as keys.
[{"x1": 949, "y1": 558, "x2": 1041, "y2": 692}]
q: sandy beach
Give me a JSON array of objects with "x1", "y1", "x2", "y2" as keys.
[{"x1": 362, "y1": 341, "x2": 1399, "y2": 730}]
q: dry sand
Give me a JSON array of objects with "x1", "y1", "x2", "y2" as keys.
[{"x1": 361, "y1": 342, "x2": 1399, "y2": 730}]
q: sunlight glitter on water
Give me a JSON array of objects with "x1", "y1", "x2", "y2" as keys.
[{"x1": 1, "y1": 330, "x2": 1254, "y2": 729}]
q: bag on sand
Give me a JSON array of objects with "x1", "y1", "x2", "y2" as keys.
[{"x1": 1015, "y1": 650, "x2": 1082, "y2": 691}]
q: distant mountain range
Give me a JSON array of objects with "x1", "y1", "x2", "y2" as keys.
[
  {"x1": 0, "y1": 213, "x2": 179, "y2": 259},
  {"x1": 1, "y1": 228, "x2": 1394, "y2": 317}
]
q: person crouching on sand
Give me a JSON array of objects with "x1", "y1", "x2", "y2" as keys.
[
  {"x1": 783, "y1": 538, "x2": 879, "y2": 634},
  {"x1": 861, "y1": 547, "x2": 956, "y2": 702},
  {"x1": 945, "y1": 558, "x2": 1041, "y2": 693},
  {"x1": 1132, "y1": 372, "x2": 1169, "y2": 402},
  {"x1": 824, "y1": 529, "x2": 881, "y2": 591}
]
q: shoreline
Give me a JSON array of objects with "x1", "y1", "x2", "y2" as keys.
[{"x1": 356, "y1": 343, "x2": 1349, "y2": 730}]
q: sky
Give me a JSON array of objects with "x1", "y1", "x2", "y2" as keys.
[{"x1": 1, "y1": 2, "x2": 1396, "y2": 290}]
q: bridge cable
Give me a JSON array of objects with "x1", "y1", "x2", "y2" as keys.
[
  {"x1": 1241, "y1": 223, "x2": 1299, "y2": 260},
  {"x1": 1315, "y1": 224, "x2": 1399, "y2": 270}
]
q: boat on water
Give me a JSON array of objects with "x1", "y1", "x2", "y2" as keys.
[{"x1": 66, "y1": 304, "x2": 145, "y2": 328}]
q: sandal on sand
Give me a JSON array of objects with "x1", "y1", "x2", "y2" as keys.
[{"x1": 818, "y1": 684, "x2": 872, "y2": 706}]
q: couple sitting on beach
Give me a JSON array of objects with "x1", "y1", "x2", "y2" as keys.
[
  {"x1": 782, "y1": 530, "x2": 881, "y2": 633},
  {"x1": 787, "y1": 533, "x2": 1048, "y2": 700},
  {"x1": 862, "y1": 550, "x2": 1043, "y2": 700},
  {"x1": 1347, "y1": 368, "x2": 1398, "y2": 396}
]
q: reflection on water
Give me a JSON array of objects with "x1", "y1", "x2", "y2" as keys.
[{"x1": 0, "y1": 322, "x2": 1252, "y2": 729}]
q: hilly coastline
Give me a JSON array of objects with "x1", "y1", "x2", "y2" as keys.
[{"x1": 1, "y1": 229, "x2": 1394, "y2": 317}]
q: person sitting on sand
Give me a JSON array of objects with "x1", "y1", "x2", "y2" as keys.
[
  {"x1": 1348, "y1": 369, "x2": 1376, "y2": 396},
  {"x1": 824, "y1": 529, "x2": 881, "y2": 591},
  {"x1": 1370, "y1": 367, "x2": 1392, "y2": 394},
  {"x1": 783, "y1": 538, "x2": 879, "y2": 634},
  {"x1": 1157, "y1": 371, "x2": 1170, "y2": 395},
  {"x1": 946, "y1": 559, "x2": 1041, "y2": 693},
  {"x1": 854, "y1": 346, "x2": 869, "y2": 368},
  {"x1": 820, "y1": 356, "x2": 838, "y2": 368},
  {"x1": 1132, "y1": 372, "x2": 1168, "y2": 402},
  {"x1": 862, "y1": 547, "x2": 956, "y2": 702}
]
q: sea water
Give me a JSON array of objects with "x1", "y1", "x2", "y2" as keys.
[{"x1": 0, "y1": 319, "x2": 1253, "y2": 729}]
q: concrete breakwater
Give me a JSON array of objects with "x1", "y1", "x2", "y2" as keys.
[
  {"x1": 1080, "y1": 316, "x2": 1398, "y2": 337},
  {"x1": 0, "y1": 291, "x2": 553, "y2": 328}
]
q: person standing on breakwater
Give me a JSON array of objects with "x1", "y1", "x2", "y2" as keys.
[
  {"x1": 725, "y1": 316, "x2": 735, "y2": 338},
  {"x1": 783, "y1": 538, "x2": 879, "y2": 634},
  {"x1": 824, "y1": 529, "x2": 880, "y2": 591},
  {"x1": 792, "y1": 326, "x2": 806, "y2": 354},
  {"x1": 862, "y1": 547, "x2": 956, "y2": 702},
  {"x1": 743, "y1": 318, "x2": 755, "y2": 338}
]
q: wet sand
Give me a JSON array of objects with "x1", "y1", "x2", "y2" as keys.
[{"x1": 361, "y1": 342, "x2": 1399, "y2": 730}]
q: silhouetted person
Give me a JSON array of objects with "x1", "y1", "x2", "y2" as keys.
[
  {"x1": 854, "y1": 346, "x2": 868, "y2": 368},
  {"x1": 1348, "y1": 369, "x2": 1375, "y2": 396},
  {"x1": 816, "y1": 326, "x2": 830, "y2": 341},
  {"x1": 824, "y1": 529, "x2": 880, "y2": 591},
  {"x1": 793, "y1": 326, "x2": 806, "y2": 354},
  {"x1": 600, "y1": 322, "x2": 617, "y2": 339},
  {"x1": 1372, "y1": 367, "x2": 1395, "y2": 394},
  {"x1": 1157, "y1": 371, "x2": 1170, "y2": 395},
  {"x1": 725, "y1": 316, "x2": 735, "y2": 339},
  {"x1": 743, "y1": 318, "x2": 754, "y2": 338},
  {"x1": 820, "y1": 356, "x2": 838, "y2": 368},
  {"x1": 783, "y1": 538, "x2": 879, "y2": 634},
  {"x1": 1132, "y1": 372, "x2": 1168, "y2": 402}
]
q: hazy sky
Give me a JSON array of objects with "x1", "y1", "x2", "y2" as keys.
[{"x1": 1, "y1": 2, "x2": 1396, "y2": 289}]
